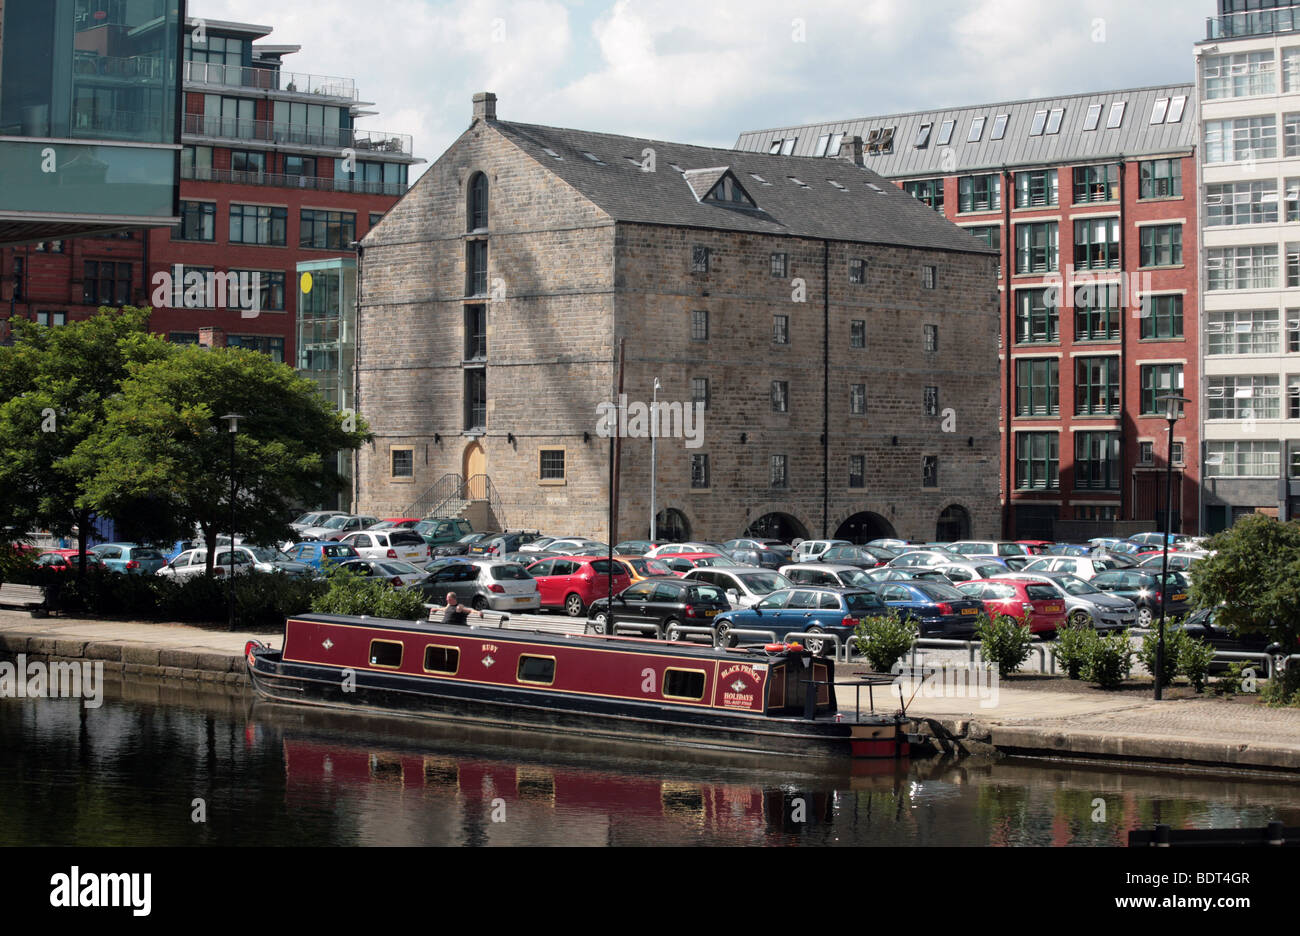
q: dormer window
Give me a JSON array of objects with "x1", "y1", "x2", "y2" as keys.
[{"x1": 703, "y1": 174, "x2": 756, "y2": 207}]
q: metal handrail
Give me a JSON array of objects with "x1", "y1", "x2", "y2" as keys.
[
  {"x1": 182, "y1": 114, "x2": 413, "y2": 154},
  {"x1": 781, "y1": 631, "x2": 842, "y2": 658},
  {"x1": 184, "y1": 61, "x2": 358, "y2": 100},
  {"x1": 407, "y1": 473, "x2": 463, "y2": 519},
  {"x1": 180, "y1": 165, "x2": 407, "y2": 196}
]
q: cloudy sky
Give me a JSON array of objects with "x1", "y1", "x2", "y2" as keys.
[{"x1": 196, "y1": 0, "x2": 1214, "y2": 178}]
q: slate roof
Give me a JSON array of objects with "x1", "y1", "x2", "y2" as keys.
[
  {"x1": 733, "y1": 83, "x2": 1197, "y2": 179},
  {"x1": 490, "y1": 120, "x2": 996, "y2": 256}
]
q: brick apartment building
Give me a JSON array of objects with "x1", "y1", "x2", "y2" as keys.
[
  {"x1": 736, "y1": 85, "x2": 1202, "y2": 539},
  {"x1": 355, "y1": 93, "x2": 1001, "y2": 545},
  {"x1": 0, "y1": 15, "x2": 421, "y2": 363}
]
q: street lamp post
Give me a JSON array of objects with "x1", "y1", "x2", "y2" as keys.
[
  {"x1": 650, "y1": 377, "x2": 660, "y2": 542},
  {"x1": 1153, "y1": 394, "x2": 1189, "y2": 701},
  {"x1": 220, "y1": 413, "x2": 244, "y2": 631}
]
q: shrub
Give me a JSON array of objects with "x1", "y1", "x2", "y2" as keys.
[
  {"x1": 1136, "y1": 627, "x2": 1181, "y2": 688},
  {"x1": 853, "y1": 611, "x2": 917, "y2": 673},
  {"x1": 1178, "y1": 637, "x2": 1217, "y2": 693},
  {"x1": 1214, "y1": 661, "x2": 1251, "y2": 696},
  {"x1": 0, "y1": 545, "x2": 36, "y2": 584},
  {"x1": 310, "y1": 571, "x2": 427, "y2": 620},
  {"x1": 1261, "y1": 666, "x2": 1300, "y2": 707},
  {"x1": 976, "y1": 612, "x2": 1034, "y2": 678},
  {"x1": 1083, "y1": 630, "x2": 1133, "y2": 689},
  {"x1": 1051, "y1": 621, "x2": 1096, "y2": 680}
]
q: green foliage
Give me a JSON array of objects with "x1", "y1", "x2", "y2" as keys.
[
  {"x1": 1178, "y1": 636, "x2": 1217, "y2": 694},
  {"x1": 1260, "y1": 667, "x2": 1300, "y2": 707},
  {"x1": 154, "y1": 573, "x2": 325, "y2": 630},
  {"x1": 853, "y1": 611, "x2": 917, "y2": 673},
  {"x1": 1192, "y1": 514, "x2": 1300, "y2": 650},
  {"x1": 975, "y1": 612, "x2": 1034, "y2": 678},
  {"x1": 1051, "y1": 621, "x2": 1096, "y2": 680},
  {"x1": 1083, "y1": 630, "x2": 1133, "y2": 689},
  {"x1": 310, "y1": 571, "x2": 427, "y2": 620},
  {"x1": 1136, "y1": 627, "x2": 1182, "y2": 688},
  {"x1": 0, "y1": 545, "x2": 36, "y2": 584},
  {"x1": 1214, "y1": 662, "x2": 1250, "y2": 696}
]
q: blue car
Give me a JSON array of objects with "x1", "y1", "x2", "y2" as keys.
[
  {"x1": 713, "y1": 586, "x2": 886, "y2": 657},
  {"x1": 284, "y1": 540, "x2": 361, "y2": 571},
  {"x1": 871, "y1": 580, "x2": 986, "y2": 638},
  {"x1": 87, "y1": 542, "x2": 168, "y2": 575}
]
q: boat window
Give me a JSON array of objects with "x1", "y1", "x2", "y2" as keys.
[
  {"x1": 423, "y1": 645, "x2": 460, "y2": 674},
  {"x1": 662, "y1": 668, "x2": 706, "y2": 701},
  {"x1": 517, "y1": 655, "x2": 556, "y2": 685},
  {"x1": 369, "y1": 640, "x2": 403, "y2": 668}
]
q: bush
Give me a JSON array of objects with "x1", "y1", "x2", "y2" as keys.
[
  {"x1": 1214, "y1": 661, "x2": 1252, "y2": 696},
  {"x1": 1136, "y1": 626, "x2": 1181, "y2": 688},
  {"x1": 853, "y1": 611, "x2": 917, "y2": 673},
  {"x1": 0, "y1": 544, "x2": 36, "y2": 584},
  {"x1": 310, "y1": 571, "x2": 427, "y2": 620},
  {"x1": 1178, "y1": 637, "x2": 1217, "y2": 694},
  {"x1": 1051, "y1": 621, "x2": 1096, "y2": 680},
  {"x1": 976, "y1": 612, "x2": 1034, "y2": 678},
  {"x1": 1261, "y1": 666, "x2": 1300, "y2": 707},
  {"x1": 155, "y1": 573, "x2": 325, "y2": 630},
  {"x1": 1083, "y1": 630, "x2": 1133, "y2": 689}
]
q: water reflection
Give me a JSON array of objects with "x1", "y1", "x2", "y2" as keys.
[{"x1": 0, "y1": 672, "x2": 1296, "y2": 846}]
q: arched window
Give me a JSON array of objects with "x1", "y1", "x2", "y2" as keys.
[{"x1": 468, "y1": 172, "x2": 488, "y2": 231}]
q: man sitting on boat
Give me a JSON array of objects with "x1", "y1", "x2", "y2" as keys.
[{"x1": 429, "y1": 592, "x2": 484, "y2": 627}]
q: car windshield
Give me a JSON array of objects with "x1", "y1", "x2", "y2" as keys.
[
  {"x1": 841, "y1": 570, "x2": 875, "y2": 587},
  {"x1": 377, "y1": 561, "x2": 419, "y2": 575},
  {"x1": 491, "y1": 564, "x2": 531, "y2": 581},
  {"x1": 247, "y1": 547, "x2": 285, "y2": 562},
  {"x1": 322, "y1": 516, "x2": 350, "y2": 529},
  {"x1": 1056, "y1": 575, "x2": 1099, "y2": 596},
  {"x1": 915, "y1": 582, "x2": 965, "y2": 601},
  {"x1": 737, "y1": 572, "x2": 786, "y2": 594}
]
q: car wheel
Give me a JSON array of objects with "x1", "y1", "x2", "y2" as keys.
[
  {"x1": 589, "y1": 611, "x2": 608, "y2": 635},
  {"x1": 713, "y1": 621, "x2": 732, "y2": 650},
  {"x1": 471, "y1": 595, "x2": 488, "y2": 611},
  {"x1": 1136, "y1": 607, "x2": 1154, "y2": 628},
  {"x1": 1069, "y1": 609, "x2": 1092, "y2": 629},
  {"x1": 662, "y1": 618, "x2": 682, "y2": 641},
  {"x1": 805, "y1": 626, "x2": 829, "y2": 658},
  {"x1": 564, "y1": 593, "x2": 585, "y2": 617}
]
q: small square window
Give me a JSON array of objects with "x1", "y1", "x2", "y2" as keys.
[
  {"x1": 849, "y1": 454, "x2": 865, "y2": 489},
  {"x1": 850, "y1": 384, "x2": 866, "y2": 415},
  {"x1": 773, "y1": 314, "x2": 789, "y2": 345},
  {"x1": 771, "y1": 380, "x2": 789, "y2": 413},
  {"x1": 691, "y1": 309, "x2": 709, "y2": 341},
  {"x1": 691, "y1": 245, "x2": 710, "y2": 273},
  {"x1": 850, "y1": 320, "x2": 866, "y2": 349},
  {"x1": 922, "y1": 455, "x2": 938, "y2": 488},
  {"x1": 539, "y1": 448, "x2": 566, "y2": 483},
  {"x1": 770, "y1": 253, "x2": 787, "y2": 278},
  {"x1": 691, "y1": 377, "x2": 710, "y2": 411},
  {"x1": 849, "y1": 258, "x2": 866, "y2": 284},
  {"x1": 924, "y1": 324, "x2": 938, "y2": 352},
  {"x1": 770, "y1": 454, "x2": 788, "y2": 489},
  {"x1": 391, "y1": 447, "x2": 413, "y2": 479},
  {"x1": 1138, "y1": 441, "x2": 1154, "y2": 465},
  {"x1": 922, "y1": 265, "x2": 937, "y2": 289}
]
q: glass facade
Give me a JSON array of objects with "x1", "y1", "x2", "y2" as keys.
[{"x1": 296, "y1": 258, "x2": 356, "y2": 491}]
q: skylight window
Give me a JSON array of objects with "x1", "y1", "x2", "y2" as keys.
[
  {"x1": 1150, "y1": 98, "x2": 1169, "y2": 123},
  {"x1": 581, "y1": 151, "x2": 606, "y2": 165},
  {"x1": 875, "y1": 127, "x2": 895, "y2": 152},
  {"x1": 967, "y1": 116, "x2": 986, "y2": 142},
  {"x1": 827, "y1": 179, "x2": 846, "y2": 190},
  {"x1": 1084, "y1": 104, "x2": 1102, "y2": 131},
  {"x1": 781, "y1": 138, "x2": 797, "y2": 156},
  {"x1": 914, "y1": 122, "x2": 933, "y2": 148},
  {"x1": 814, "y1": 134, "x2": 831, "y2": 157},
  {"x1": 827, "y1": 133, "x2": 843, "y2": 156},
  {"x1": 990, "y1": 114, "x2": 1008, "y2": 140},
  {"x1": 1045, "y1": 108, "x2": 1064, "y2": 134},
  {"x1": 1107, "y1": 101, "x2": 1126, "y2": 128},
  {"x1": 669, "y1": 163, "x2": 684, "y2": 173},
  {"x1": 867, "y1": 183, "x2": 885, "y2": 193},
  {"x1": 1166, "y1": 95, "x2": 1187, "y2": 123},
  {"x1": 936, "y1": 120, "x2": 955, "y2": 146},
  {"x1": 787, "y1": 176, "x2": 808, "y2": 187},
  {"x1": 749, "y1": 173, "x2": 770, "y2": 185},
  {"x1": 542, "y1": 147, "x2": 563, "y2": 160},
  {"x1": 769, "y1": 140, "x2": 782, "y2": 154},
  {"x1": 1029, "y1": 110, "x2": 1047, "y2": 136}
]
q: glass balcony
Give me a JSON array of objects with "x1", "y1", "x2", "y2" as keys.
[
  {"x1": 183, "y1": 61, "x2": 358, "y2": 101},
  {"x1": 1207, "y1": 5, "x2": 1300, "y2": 39},
  {"x1": 182, "y1": 114, "x2": 413, "y2": 155},
  {"x1": 181, "y1": 165, "x2": 408, "y2": 196}
]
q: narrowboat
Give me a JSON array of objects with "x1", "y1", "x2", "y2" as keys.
[{"x1": 245, "y1": 612, "x2": 912, "y2": 759}]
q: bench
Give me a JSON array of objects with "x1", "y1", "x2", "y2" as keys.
[{"x1": 0, "y1": 583, "x2": 49, "y2": 617}]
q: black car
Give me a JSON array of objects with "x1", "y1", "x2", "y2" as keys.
[
  {"x1": 433, "y1": 532, "x2": 495, "y2": 557},
  {"x1": 467, "y1": 530, "x2": 542, "y2": 557},
  {"x1": 725, "y1": 547, "x2": 787, "y2": 569},
  {"x1": 586, "y1": 575, "x2": 731, "y2": 641},
  {"x1": 1088, "y1": 569, "x2": 1191, "y2": 628},
  {"x1": 1169, "y1": 608, "x2": 1294, "y2": 673}
]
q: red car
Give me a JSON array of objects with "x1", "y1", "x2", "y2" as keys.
[
  {"x1": 956, "y1": 578, "x2": 1067, "y2": 635},
  {"x1": 1014, "y1": 540, "x2": 1053, "y2": 555},
  {"x1": 35, "y1": 549, "x2": 104, "y2": 572},
  {"x1": 524, "y1": 556, "x2": 631, "y2": 616},
  {"x1": 653, "y1": 552, "x2": 731, "y2": 576}
]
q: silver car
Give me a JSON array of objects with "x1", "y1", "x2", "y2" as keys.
[
  {"x1": 420, "y1": 559, "x2": 541, "y2": 611},
  {"x1": 157, "y1": 547, "x2": 254, "y2": 579},
  {"x1": 777, "y1": 562, "x2": 878, "y2": 590},
  {"x1": 684, "y1": 566, "x2": 792, "y2": 608},
  {"x1": 1020, "y1": 555, "x2": 1122, "y2": 581},
  {"x1": 992, "y1": 571, "x2": 1136, "y2": 631}
]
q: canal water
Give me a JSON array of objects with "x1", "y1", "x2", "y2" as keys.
[{"x1": 2, "y1": 675, "x2": 1296, "y2": 846}]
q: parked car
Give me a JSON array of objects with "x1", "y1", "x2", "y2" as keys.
[
  {"x1": 964, "y1": 553, "x2": 1030, "y2": 572},
  {"x1": 722, "y1": 539, "x2": 794, "y2": 563},
  {"x1": 614, "y1": 540, "x2": 659, "y2": 556},
  {"x1": 157, "y1": 547, "x2": 255, "y2": 579},
  {"x1": 525, "y1": 556, "x2": 631, "y2": 616},
  {"x1": 948, "y1": 540, "x2": 1036, "y2": 559},
  {"x1": 865, "y1": 538, "x2": 912, "y2": 551},
  {"x1": 332, "y1": 558, "x2": 428, "y2": 589},
  {"x1": 340, "y1": 529, "x2": 430, "y2": 563},
  {"x1": 956, "y1": 579, "x2": 1066, "y2": 635},
  {"x1": 500, "y1": 549, "x2": 561, "y2": 565},
  {"x1": 1019, "y1": 555, "x2": 1122, "y2": 581},
  {"x1": 779, "y1": 562, "x2": 878, "y2": 590},
  {"x1": 543, "y1": 538, "x2": 610, "y2": 555},
  {"x1": 862, "y1": 567, "x2": 954, "y2": 585},
  {"x1": 413, "y1": 517, "x2": 475, "y2": 547},
  {"x1": 723, "y1": 547, "x2": 788, "y2": 569},
  {"x1": 818, "y1": 544, "x2": 894, "y2": 568},
  {"x1": 655, "y1": 552, "x2": 733, "y2": 575},
  {"x1": 683, "y1": 566, "x2": 792, "y2": 608},
  {"x1": 468, "y1": 530, "x2": 543, "y2": 557},
  {"x1": 289, "y1": 510, "x2": 347, "y2": 534},
  {"x1": 1046, "y1": 543, "x2": 1093, "y2": 557},
  {"x1": 711, "y1": 586, "x2": 886, "y2": 656},
  {"x1": 284, "y1": 540, "x2": 362, "y2": 572},
  {"x1": 298, "y1": 514, "x2": 382, "y2": 542},
  {"x1": 587, "y1": 576, "x2": 731, "y2": 640},
  {"x1": 1088, "y1": 569, "x2": 1192, "y2": 628},
  {"x1": 991, "y1": 571, "x2": 1137, "y2": 631},
  {"x1": 1169, "y1": 607, "x2": 1295, "y2": 672},
  {"x1": 417, "y1": 559, "x2": 541, "y2": 611},
  {"x1": 790, "y1": 539, "x2": 853, "y2": 562},
  {"x1": 1128, "y1": 532, "x2": 1181, "y2": 549},
  {"x1": 366, "y1": 517, "x2": 422, "y2": 531},
  {"x1": 887, "y1": 549, "x2": 962, "y2": 569},
  {"x1": 422, "y1": 555, "x2": 476, "y2": 574},
  {"x1": 645, "y1": 542, "x2": 719, "y2": 558},
  {"x1": 34, "y1": 549, "x2": 104, "y2": 572},
  {"x1": 1015, "y1": 540, "x2": 1054, "y2": 555},
  {"x1": 870, "y1": 580, "x2": 986, "y2": 638},
  {"x1": 614, "y1": 555, "x2": 676, "y2": 583},
  {"x1": 929, "y1": 559, "x2": 1015, "y2": 584},
  {"x1": 1134, "y1": 551, "x2": 1207, "y2": 573},
  {"x1": 87, "y1": 543, "x2": 168, "y2": 575},
  {"x1": 432, "y1": 532, "x2": 494, "y2": 557},
  {"x1": 222, "y1": 545, "x2": 316, "y2": 578}
]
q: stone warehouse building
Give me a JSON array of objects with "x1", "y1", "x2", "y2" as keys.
[{"x1": 355, "y1": 93, "x2": 1000, "y2": 544}]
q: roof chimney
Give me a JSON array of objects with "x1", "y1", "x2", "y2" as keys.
[
  {"x1": 846, "y1": 135, "x2": 864, "y2": 167},
  {"x1": 198, "y1": 326, "x2": 227, "y2": 349},
  {"x1": 473, "y1": 92, "x2": 497, "y2": 122}
]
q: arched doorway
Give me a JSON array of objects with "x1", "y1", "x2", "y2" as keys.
[
  {"x1": 834, "y1": 512, "x2": 896, "y2": 544},
  {"x1": 745, "y1": 512, "x2": 809, "y2": 542},
  {"x1": 654, "y1": 508, "x2": 691, "y2": 542},
  {"x1": 936, "y1": 504, "x2": 972, "y2": 541}
]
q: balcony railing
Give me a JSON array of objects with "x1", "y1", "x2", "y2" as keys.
[
  {"x1": 181, "y1": 165, "x2": 407, "y2": 196},
  {"x1": 183, "y1": 114, "x2": 413, "y2": 155},
  {"x1": 183, "y1": 61, "x2": 357, "y2": 100},
  {"x1": 1207, "y1": 4, "x2": 1300, "y2": 39}
]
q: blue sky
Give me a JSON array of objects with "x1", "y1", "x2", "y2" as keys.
[{"x1": 197, "y1": 0, "x2": 1214, "y2": 178}]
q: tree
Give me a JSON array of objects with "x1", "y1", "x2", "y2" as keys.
[
  {"x1": 1190, "y1": 513, "x2": 1300, "y2": 649},
  {"x1": 81, "y1": 343, "x2": 369, "y2": 574},
  {"x1": 0, "y1": 308, "x2": 171, "y2": 574}
]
